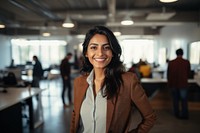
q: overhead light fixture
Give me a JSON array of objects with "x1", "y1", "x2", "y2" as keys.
[
  {"x1": 113, "y1": 31, "x2": 121, "y2": 36},
  {"x1": 42, "y1": 32, "x2": 51, "y2": 37},
  {"x1": 159, "y1": 0, "x2": 178, "y2": 3},
  {"x1": 41, "y1": 22, "x2": 51, "y2": 36},
  {"x1": 146, "y1": 7, "x2": 176, "y2": 20},
  {"x1": 121, "y1": 15, "x2": 134, "y2": 25},
  {"x1": 62, "y1": 16, "x2": 74, "y2": 28},
  {"x1": 0, "y1": 23, "x2": 5, "y2": 28},
  {"x1": 113, "y1": 27, "x2": 121, "y2": 36}
]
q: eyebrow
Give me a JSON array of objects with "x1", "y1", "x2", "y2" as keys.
[{"x1": 89, "y1": 42, "x2": 109, "y2": 46}]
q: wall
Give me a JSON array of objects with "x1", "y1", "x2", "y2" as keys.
[
  {"x1": 1, "y1": 23, "x2": 200, "y2": 69},
  {"x1": 0, "y1": 35, "x2": 12, "y2": 69},
  {"x1": 157, "y1": 23, "x2": 200, "y2": 60},
  {"x1": 66, "y1": 37, "x2": 84, "y2": 63}
]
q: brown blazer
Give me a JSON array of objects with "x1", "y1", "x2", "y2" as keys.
[
  {"x1": 167, "y1": 57, "x2": 191, "y2": 88},
  {"x1": 70, "y1": 72, "x2": 156, "y2": 133}
]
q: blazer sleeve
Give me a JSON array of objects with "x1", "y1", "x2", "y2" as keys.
[
  {"x1": 130, "y1": 78, "x2": 157, "y2": 133},
  {"x1": 70, "y1": 110, "x2": 76, "y2": 133},
  {"x1": 70, "y1": 78, "x2": 78, "y2": 133}
]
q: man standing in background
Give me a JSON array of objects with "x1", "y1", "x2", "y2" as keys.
[
  {"x1": 32, "y1": 55, "x2": 43, "y2": 87},
  {"x1": 167, "y1": 48, "x2": 191, "y2": 119},
  {"x1": 60, "y1": 53, "x2": 73, "y2": 108}
]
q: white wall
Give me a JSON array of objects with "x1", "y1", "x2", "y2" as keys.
[
  {"x1": 0, "y1": 35, "x2": 12, "y2": 69},
  {"x1": 66, "y1": 37, "x2": 84, "y2": 62},
  {"x1": 157, "y1": 23, "x2": 200, "y2": 60}
]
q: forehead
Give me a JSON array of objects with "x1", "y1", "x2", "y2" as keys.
[{"x1": 89, "y1": 34, "x2": 109, "y2": 44}]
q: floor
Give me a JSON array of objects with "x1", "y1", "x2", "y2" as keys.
[{"x1": 24, "y1": 75, "x2": 200, "y2": 133}]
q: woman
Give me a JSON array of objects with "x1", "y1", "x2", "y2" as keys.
[{"x1": 70, "y1": 26, "x2": 156, "y2": 133}]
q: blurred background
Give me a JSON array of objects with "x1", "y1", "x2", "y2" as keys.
[{"x1": 0, "y1": 0, "x2": 200, "y2": 133}]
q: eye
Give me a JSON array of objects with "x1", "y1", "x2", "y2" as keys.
[
  {"x1": 90, "y1": 45, "x2": 97, "y2": 50},
  {"x1": 103, "y1": 45, "x2": 111, "y2": 50}
]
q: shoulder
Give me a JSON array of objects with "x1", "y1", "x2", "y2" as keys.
[
  {"x1": 184, "y1": 59, "x2": 190, "y2": 63},
  {"x1": 74, "y1": 74, "x2": 88, "y2": 83},
  {"x1": 122, "y1": 72, "x2": 135, "y2": 78},
  {"x1": 60, "y1": 59, "x2": 64, "y2": 63},
  {"x1": 120, "y1": 72, "x2": 143, "y2": 96},
  {"x1": 121, "y1": 72, "x2": 139, "y2": 84},
  {"x1": 179, "y1": 58, "x2": 190, "y2": 65},
  {"x1": 73, "y1": 74, "x2": 89, "y2": 93},
  {"x1": 169, "y1": 59, "x2": 175, "y2": 63}
]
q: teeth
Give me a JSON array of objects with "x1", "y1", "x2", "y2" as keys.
[{"x1": 95, "y1": 58, "x2": 105, "y2": 61}]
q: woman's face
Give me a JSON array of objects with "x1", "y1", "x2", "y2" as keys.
[{"x1": 86, "y1": 34, "x2": 113, "y2": 70}]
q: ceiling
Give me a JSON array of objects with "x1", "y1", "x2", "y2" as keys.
[{"x1": 0, "y1": 0, "x2": 199, "y2": 36}]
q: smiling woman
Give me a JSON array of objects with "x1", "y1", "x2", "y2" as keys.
[{"x1": 70, "y1": 26, "x2": 156, "y2": 133}]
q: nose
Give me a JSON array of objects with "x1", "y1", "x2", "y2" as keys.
[{"x1": 96, "y1": 47, "x2": 103, "y2": 56}]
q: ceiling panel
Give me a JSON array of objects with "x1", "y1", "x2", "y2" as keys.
[{"x1": 0, "y1": 0, "x2": 199, "y2": 36}]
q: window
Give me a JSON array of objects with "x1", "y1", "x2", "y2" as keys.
[
  {"x1": 158, "y1": 48, "x2": 167, "y2": 66},
  {"x1": 120, "y1": 39, "x2": 154, "y2": 69},
  {"x1": 11, "y1": 39, "x2": 67, "y2": 68},
  {"x1": 189, "y1": 41, "x2": 200, "y2": 64}
]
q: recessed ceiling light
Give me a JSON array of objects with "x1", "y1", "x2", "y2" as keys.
[
  {"x1": 0, "y1": 24, "x2": 5, "y2": 28},
  {"x1": 159, "y1": 0, "x2": 178, "y2": 3},
  {"x1": 113, "y1": 31, "x2": 121, "y2": 36},
  {"x1": 42, "y1": 32, "x2": 51, "y2": 36}
]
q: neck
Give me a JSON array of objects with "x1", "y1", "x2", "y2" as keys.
[
  {"x1": 94, "y1": 68, "x2": 105, "y2": 81},
  {"x1": 177, "y1": 55, "x2": 182, "y2": 58}
]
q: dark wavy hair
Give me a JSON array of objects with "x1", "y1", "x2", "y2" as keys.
[{"x1": 81, "y1": 25, "x2": 125, "y2": 99}]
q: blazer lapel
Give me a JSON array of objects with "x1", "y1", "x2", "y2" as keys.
[
  {"x1": 74, "y1": 76, "x2": 89, "y2": 131},
  {"x1": 106, "y1": 95, "x2": 117, "y2": 133}
]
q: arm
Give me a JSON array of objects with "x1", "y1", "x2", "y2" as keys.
[
  {"x1": 187, "y1": 61, "x2": 191, "y2": 79},
  {"x1": 167, "y1": 62, "x2": 170, "y2": 81},
  {"x1": 131, "y1": 81, "x2": 157, "y2": 133}
]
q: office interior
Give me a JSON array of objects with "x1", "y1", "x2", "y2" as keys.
[{"x1": 0, "y1": 0, "x2": 200, "y2": 133}]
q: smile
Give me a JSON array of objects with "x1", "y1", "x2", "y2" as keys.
[{"x1": 94, "y1": 58, "x2": 106, "y2": 62}]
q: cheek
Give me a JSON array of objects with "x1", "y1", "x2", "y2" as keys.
[
  {"x1": 108, "y1": 51, "x2": 113, "y2": 57},
  {"x1": 86, "y1": 53, "x2": 93, "y2": 61},
  {"x1": 86, "y1": 52, "x2": 92, "y2": 58}
]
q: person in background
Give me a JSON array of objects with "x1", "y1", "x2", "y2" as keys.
[
  {"x1": 9, "y1": 59, "x2": 16, "y2": 68},
  {"x1": 167, "y1": 48, "x2": 191, "y2": 119},
  {"x1": 32, "y1": 55, "x2": 43, "y2": 87},
  {"x1": 128, "y1": 63, "x2": 141, "y2": 80},
  {"x1": 60, "y1": 53, "x2": 73, "y2": 108},
  {"x1": 137, "y1": 59, "x2": 152, "y2": 78},
  {"x1": 70, "y1": 26, "x2": 156, "y2": 133}
]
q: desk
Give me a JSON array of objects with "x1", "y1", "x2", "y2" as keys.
[
  {"x1": 0, "y1": 87, "x2": 45, "y2": 133},
  {"x1": 141, "y1": 78, "x2": 199, "y2": 98},
  {"x1": 194, "y1": 74, "x2": 200, "y2": 87},
  {"x1": 141, "y1": 78, "x2": 197, "y2": 84},
  {"x1": 152, "y1": 68, "x2": 165, "y2": 78}
]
